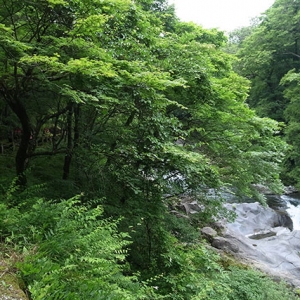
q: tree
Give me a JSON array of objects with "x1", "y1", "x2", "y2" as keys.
[
  {"x1": 234, "y1": 0, "x2": 300, "y2": 184},
  {"x1": 152, "y1": 21, "x2": 286, "y2": 199},
  {"x1": 224, "y1": 18, "x2": 260, "y2": 55},
  {"x1": 0, "y1": 0, "x2": 178, "y2": 185},
  {"x1": 237, "y1": 0, "x2": 300, "y2": 121},
  {"x1": 279, "y1": 70, "x2": 300, "y2": 184},
  {"x1": 0, "y1": 0, "x2": 292, "y2": 296}
]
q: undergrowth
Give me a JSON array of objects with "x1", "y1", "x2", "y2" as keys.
[{"x1": 0, "y1": 191, "x2": 298, "y2": 300}]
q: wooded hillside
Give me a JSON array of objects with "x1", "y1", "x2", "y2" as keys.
[{"x1": 0, "y1": 0, "x2": 298, "y2": 299}]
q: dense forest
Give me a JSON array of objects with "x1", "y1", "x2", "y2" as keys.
[{"x1": 0, "y1": 0, "x2": 300, "y2": 299}]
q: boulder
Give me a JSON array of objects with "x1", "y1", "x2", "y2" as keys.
[
  {"x1": 223, "y1": 202, "x2": 293, "y2": 235},
  {"x1": 212, "y1": 202, "x2": 300, "y2": 287},
  {"x1": 0, "y1": 255, "x2": 28, "y2": 300},
  {"x1": 178, "y1": 197, "x2": 204, "y2": 214},
  {"x1": 284, "y1": 186, "x2": 298, "y2": 195},
  {"x1": 252, "y1": 184, "x2": 274, "y2": 195},
  {"x1": 211, "y1": 236, "x2": 239, "y2": 253},
  {"x1": 200, "y1": 227, "x2": 217, "y2": 242}
]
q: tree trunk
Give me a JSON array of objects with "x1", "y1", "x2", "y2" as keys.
[
  {"x1": 62, "y1": 103, "x2": 74, "y2": 180},
  {"x1": 73, "y1": 104, "x2": 81, "y2": 184},
  {"x1": 8, "y1": 99, "x2": 32, "y2": 186}
]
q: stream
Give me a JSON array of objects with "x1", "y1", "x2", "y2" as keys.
[
  {"x1": 211, "y1": 191, "x2": 300, "y2": 287},
  {"x1": 267, "y1": 193, "x2": 300, "y2": 231},
  {"x1": 209, "y1": 188, "x2": 300, "y2": 231}
]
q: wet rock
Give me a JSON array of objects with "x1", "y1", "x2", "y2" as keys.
[
  {"x1": 224, "y1": 202, "x2": 293, "y2": 235},
  {"x1": 275, "y1": 210, "x2": 293, "y2": 231},
  {"x1": 247, "y1": 230, "x2": 276, "y2": 240},
  {"x1": 284, "y1": 186, "x2": 298, "y2": 195}
]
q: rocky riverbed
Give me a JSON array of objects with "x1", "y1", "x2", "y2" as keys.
[{"x1": 201, "y1": 201, "x2": 300, "y2": 287}]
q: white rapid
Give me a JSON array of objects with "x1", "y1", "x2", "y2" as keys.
[{"x1": 281, "y1": 194, "x2": 300, "y2": 230}]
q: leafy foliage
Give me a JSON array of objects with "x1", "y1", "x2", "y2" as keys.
[
  {"x1": 279, "y1": 70, "x2": 300, "y2": 185},
  {"x1": 2, "y1": 197, "x2": 145, "y2": 299},
  {"x1": 0, "y1": 0, "x2": 294, "y2": 299},
  {"x1": 236, "y1": 0, "x2": 300, "y2": 121},
  {"x1": 222, "y1": 267, "x2": 298, "y2": 300},
  {"x1": 1, "y1": 192, "x2": 297, "y2": 300},
  {"x1": 230, "y1": 0, "x2": 300, "y2": 185}
]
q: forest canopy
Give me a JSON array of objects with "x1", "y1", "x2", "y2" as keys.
[
  {"x1": 0, "y1": 0, "x2": 285, "y2": 197},
  {"x1": 231, "y1": 0, "x2": 300, "y2": 185},
  {"x1": 0, "y1": 0, "x2": 297, "y2": 299}
]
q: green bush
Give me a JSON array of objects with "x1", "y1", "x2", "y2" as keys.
[
  {"x1": 13, "y1": 197, "x2": 148, "y2": 299},
  {"x1": 141, "y1": 243, "x2": 298, "y2": 300},
  {"x1": 144, "y1": 242, "x2": 230, "y2": 299},
  {"x1": 0, "y1": 203, "x2": 21, "y2": 240},
  {"x1": 0, "y1": 192, "x2": 298, "y2": 300},
  {"x1": 223, "y1": 267, "x2": 298, "y2": 300}
]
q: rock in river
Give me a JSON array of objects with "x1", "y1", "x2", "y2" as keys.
[{"x1": 206, "y1": 202, "x2": 300, "y2": 287}]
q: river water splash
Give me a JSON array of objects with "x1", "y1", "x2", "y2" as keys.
[{"x1": 267, "y1": 193, "x2": 300, "y2": 231}]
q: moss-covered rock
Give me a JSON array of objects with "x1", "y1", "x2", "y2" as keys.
[{"x1": 0, "y1": 254, "x2": 28, "y2": 300}]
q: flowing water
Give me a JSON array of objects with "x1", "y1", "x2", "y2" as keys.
[
  {"x1": 283, "y1": 194, "x2": 300, "y2": 230},
  {"x1": 212, "y1": 188, "x2": 300, "y2": 231},
  {"x1": 267, "y1": 193, "x2": 300, "y2": 231}
]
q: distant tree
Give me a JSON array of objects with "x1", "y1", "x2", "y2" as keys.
[
  {"x1": 233, "y1": 0, "x2": 300, "y2": 185},
  {"x1": 225, "y1": 19, "x2": 259, "y2": 55},
  {"x1": 236, "y1": 0, "x2": 300, "y2": 121}
]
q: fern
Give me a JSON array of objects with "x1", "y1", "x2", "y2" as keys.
[{"x1": 13, "y1": 196, "x2": 145, "y2": 299}]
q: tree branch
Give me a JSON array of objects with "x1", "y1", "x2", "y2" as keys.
[{"x1": 282, "y1": 52, "x2": 300, "y2": 58}]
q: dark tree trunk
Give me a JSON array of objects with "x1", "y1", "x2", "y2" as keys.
[
  {"x1": 8, "y1": 99, "x2": 32, "y2": 186},
  {"x1": 62, "y1": 103, "x2": 74, "y2": 180},
  {"x1": 73, "y1": 104, "x2": 81, "y2": 184},
  {"x1": 73, "y1": 104, "x2": 80, "y2": 148}
]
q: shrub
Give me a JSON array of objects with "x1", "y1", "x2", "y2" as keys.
[
  {"x1": 1, "y1": 192, "x2": 298, "y2": 300},
  {"x1": 14, "y1": 197, "x2": 148, "y2": 299},
  {"x1": 223, "y1": 266, "x2": 298, "y2": 300},
  {"x1": 142, "y1": 243, "x2": 298, "y2": 300}
]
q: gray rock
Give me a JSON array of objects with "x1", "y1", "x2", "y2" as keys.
[
  {"x1": 212, "y1": 236, "x2": 239, "y2": 253},
  {"x1": 284, "y1": 186, "x2": 298, "y2": 195},
  {"x1": 224, "y1": 202, "x2": 293, "y2": 235},
  {"x1": 201, "y1": 227, "x2": 217, "y2": 242},
  {"x1": 252, "y1": 184, "x2": 274, "y2": 195},
  {"x1": 179, "y1": 197, "x2": 204, "y2": 214},
  {"x1": 212, "y1": 220, "x2": 226, "y2": 231},
  {"x1": 276, "y1": 210, "x2": 293, "y2": 231},
  {"x1": 218, "y1": 202, "x2": 300, "y2": 287}
]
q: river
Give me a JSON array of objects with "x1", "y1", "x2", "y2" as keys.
[{"x1": 267, "y1": 193, "x2": 300, "y2": 230}]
